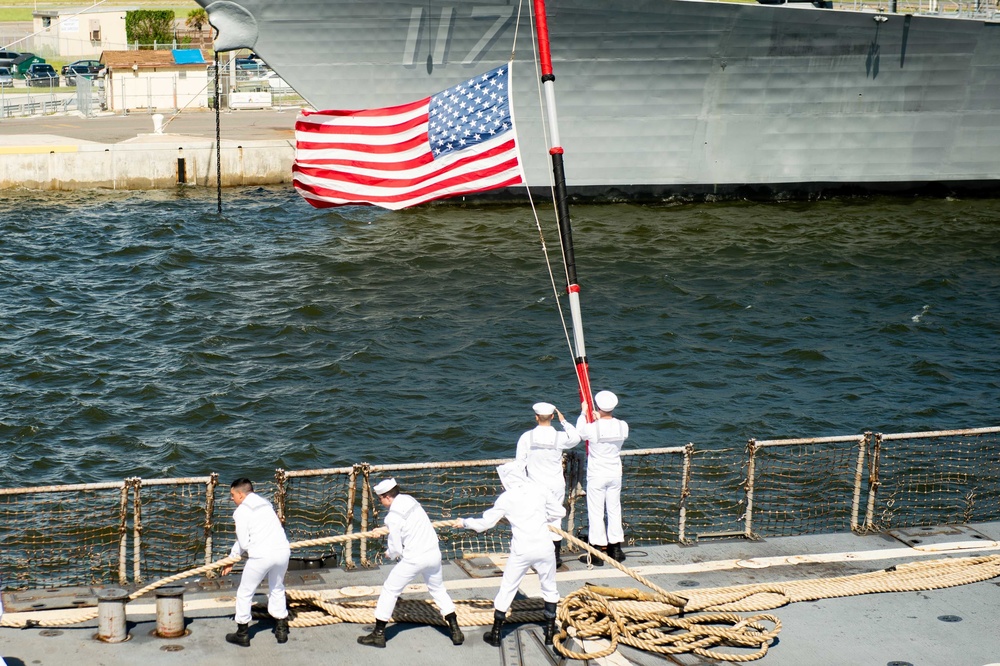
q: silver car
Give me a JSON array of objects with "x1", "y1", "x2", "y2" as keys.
[{"x1": 0, "y1": 66, "x2": 13, "y2": 88}]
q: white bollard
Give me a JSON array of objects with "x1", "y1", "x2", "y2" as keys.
[
  {"x1": 152, "y1": 113, "x2": 164, "y2": 134},
  {"x1": 96, "y1": 588, "x2": 129, "y2": 643},
  {"x1": 155, "y1": 586, "x2": 185, "y2": 638}
]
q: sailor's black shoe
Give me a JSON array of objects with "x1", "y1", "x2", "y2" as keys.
[
  {"x1": 579, "y1": 544, "x2": 606, "y2": 566},
  {"x1": 483, "y1": 610, "x2": 505, "y2": 647},
  {"x1": 274, "y1": 617, "x2": 289, "y2": 644},
  {"x1": 445, "y1": 611, "x2": 464, "y2": 645},
  {"x1": 225, "y1": 622, "x2": 250, "y2": 647},
  {"x1": 358, "y1": 619, "x2": 387, "y2": 648}
]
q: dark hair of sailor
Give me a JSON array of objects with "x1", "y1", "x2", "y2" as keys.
[
  {"x1": 231, "y1": 478, "x2": 254, "y2": 494},
  {"x1": 381, "y1": 486, "x2": 400, "y2": 500}
]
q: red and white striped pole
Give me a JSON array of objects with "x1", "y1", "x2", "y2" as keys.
[{"x1": 532, "y1": 0, "x2": 594, "y2": 424}]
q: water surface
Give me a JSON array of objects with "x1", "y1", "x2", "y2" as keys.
[{"x1": 2, "y1": 189, "x2": 997, "y2": 485}]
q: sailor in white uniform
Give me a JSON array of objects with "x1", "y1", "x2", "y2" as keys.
[
  {"x1": 515, "y1": 401, "x2": 580, "y2": 566},
  {"x1": 457, "y1": 460, "x2": 565, "y2": 646},
  {"x1": 221, "y1": 477, "x2": 291, "y2": 647},
  {"x1": 358, "y1": 478, "x2": 464, "y2": 648},
  {"x1": 576, "y1": 390, "x2": 630, "y2": 563},
  {"x1": 0, "y1": 589, "x2": 6, "y2": 666}
]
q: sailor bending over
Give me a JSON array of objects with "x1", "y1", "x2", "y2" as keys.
[
  {"x1": 457, "y1": 460, "x2": 565, "y2": 647},
  {"x1": 358, "y1": 478, "x2": 464, "y2": 648},
  {"x1": 221, "y1": 478, "x2": 291, "y2": 647},
  {"x1": 515, "y1": 401, "x2": 580, "y2": 566},
  {"x1": 576, "y1": 390, "x2": 630, "y2": 563}
]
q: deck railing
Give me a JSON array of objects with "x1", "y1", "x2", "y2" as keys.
[{"x1": 2, "y1": 425, "x2": 998, "y2": 589}]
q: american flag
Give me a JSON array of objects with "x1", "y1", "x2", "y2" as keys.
[{"x1": 293, "y1": 63, "x2": 524, "y2": 210}]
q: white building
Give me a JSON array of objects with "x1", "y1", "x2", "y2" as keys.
[
  {"x1": 32, "y1": 7, "x2": 135, "y2": 59},
  {"x1": 101, "y1": 49, "x2": 213, "y2": 113}
]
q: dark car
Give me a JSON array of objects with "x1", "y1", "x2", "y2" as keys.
[
  {"x1": 0, "y1": 50, "x2": 19, "y2": 69},
  {"x1": 24, "y1": 63, "x2": 58, "y2": 87},
  {"x1": 61, "y1": 59, "x2": 101, "y2": 85}
]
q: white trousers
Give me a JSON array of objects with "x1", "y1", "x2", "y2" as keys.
[
  {"x1": 375, "y1": 556, "x2": 456, "y2": 622},
  {"x1": 543, "y1": 484, "x2": 565, "y2": 542},
  {"x1": 235, "y1": 550, "x2": 289, "y2": 624},
  {"x1": 493, "y1": 544, "x2": 559, "y2": 613},
  {"x1": 586, "y1": 475, "x2": 623, "y2": 546}
]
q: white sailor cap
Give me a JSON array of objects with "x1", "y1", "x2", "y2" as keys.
[
  {"x1": 533, "y1": 402, "x2": 556, "y2": 416},
  {"x1": 594, "y1": 390, "x2": 618, "y2": 412},
  {"x1": 373, "y1": 478, "x2": 398, "y2": 496}
]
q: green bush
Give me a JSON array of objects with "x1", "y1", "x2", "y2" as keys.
[{"x1": 125, "y1": 9, "x2": 175, "y2": 47}]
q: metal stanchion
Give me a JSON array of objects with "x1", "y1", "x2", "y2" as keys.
[
  {"x1": 155, "y1": 586, "x2": 186, "y2": 638},
  {"x1": 96, "y1": 588, "x2": 129, "y2": 643}
]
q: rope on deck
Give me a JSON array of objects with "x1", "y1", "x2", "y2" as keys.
[
  {"x1": 4, "y1": 522, "x2": 1000, "y2": 663},
  {"x1": 547, "y1": 526, "x2": 1000, "y2": 662}
]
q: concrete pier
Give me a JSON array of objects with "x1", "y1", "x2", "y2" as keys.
[{"x1": 0, "y1": 109, "x2": 297, "y2": 190}]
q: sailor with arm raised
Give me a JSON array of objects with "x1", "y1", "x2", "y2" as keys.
[
  {"x1": 576, "y1": 390, "x2": 630, "y2": 563},
  {"x1": 515, "y1": 401, "x2": 580, "y2": 567}
]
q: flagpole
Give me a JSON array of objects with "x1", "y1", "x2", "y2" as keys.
[{"x1": 531, "y1": 0, "x2": 595, "y2": 424}]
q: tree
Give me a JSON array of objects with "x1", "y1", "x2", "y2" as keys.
[
  {"x1": 186, "y1": 8, "x2": 208, "y2": 32},
  {"x1": 125, "y1": 10, "x2": 175, "y2": 48}
]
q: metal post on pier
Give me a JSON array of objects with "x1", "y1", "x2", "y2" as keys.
[
  {"x1": 96, "y1": 587, "x2": 130, "y2": 643},
  {"x1": 154, "y1": 586, "x2": 186, "y2": 638}
]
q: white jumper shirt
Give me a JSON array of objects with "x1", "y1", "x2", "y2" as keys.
[
  {"x1": 229, "y1": 492, "x2": 290, "y2": 559},
  {"x1": 515, "y1": 421, "x2": 581, "y2": 491},
  {"x1": 463, "y1": 463, "x2": 565, "y2": 555},
  {"x1": 383, "y1": 493, "x2": 442, "y2": 562},
  {"x1": 577, "y1": 414, "x2": 629, "y2": 478}
]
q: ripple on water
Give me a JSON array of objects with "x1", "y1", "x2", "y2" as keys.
[{"x1": 1, "y1": 191, "x2": 999, "y2": 484}]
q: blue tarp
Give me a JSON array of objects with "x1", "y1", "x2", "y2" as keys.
[{"x1": 172, "y1": 50, "x2": 205, "y2": 65}]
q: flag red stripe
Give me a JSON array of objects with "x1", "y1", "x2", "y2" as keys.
[
  {"x1": 298, "y1": 97, "x2": 428, "y2": 120},
  {"x1": 294, "y1": 172, "x2": 524, "y2": 206},
  {"x1": 295, "y1": 111, "x2": 429, "y2": 137}
]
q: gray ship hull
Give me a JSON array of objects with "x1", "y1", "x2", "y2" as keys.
[{"x1": 199, "y1": 0, "x2": 1000, "y2": 199}]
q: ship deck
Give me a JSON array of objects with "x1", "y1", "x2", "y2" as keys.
[{"x1": 3, "y1": 521, "x2": 999, "y2": 666}]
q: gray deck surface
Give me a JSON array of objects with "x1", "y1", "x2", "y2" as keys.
[{"x1": 3, "y1": 522, "x2": 1000, "y2": 666}]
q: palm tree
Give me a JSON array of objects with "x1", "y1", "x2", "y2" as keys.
[{"x1": 185, "y1": 8, "x2": 208, "y2": 32}]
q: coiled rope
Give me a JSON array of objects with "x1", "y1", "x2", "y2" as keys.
[
  {"x1": 4, "y1": 522, "x2": 1000, "y2": 664},
  {"x1": 548, "y1": 527, "x2": 1000, "y2": 662}
]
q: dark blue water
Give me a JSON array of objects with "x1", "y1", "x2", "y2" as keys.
[{"x1": 2, "y1": 189, "x2": 998, "y2": 486}]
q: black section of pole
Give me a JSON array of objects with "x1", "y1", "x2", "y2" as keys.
[
  {"x1": 214, "y1": 51, "x2": 222, "y2": 215},
  {"x1": 550, "y1": 152, "x2": 577, "y2": 286}
]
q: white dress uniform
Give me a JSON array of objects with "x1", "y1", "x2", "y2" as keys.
[
  {"x1": 461, "y1": 461, "x2": 565, "y2": 612},
  {"x1": 0, "y1": 591, "x2": 6, "y2": 666},
  {"x1": 229, "y1": 492, "x2": 290, "y2": 624},
  {"x1": 374, "y1": 493, "x2": 457, "y2": 622},
  {"x1": 576, "y1": 399, "x2": 629, "y2": 546},
  {"x1": 515, "y1": 407, "x2": 580, "y2": 540}
]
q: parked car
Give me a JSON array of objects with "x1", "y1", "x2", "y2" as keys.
[
  {"x1": 24, "y1": 63, "x2": 58, "y2": 87},
  {"x1": 0, "y1": 51, "x2": 19, "y2": 69},
  {"x1": 0, "y1": 66, "x2": 13, "y2": 88},
  {"x1": 61, "y1": 59, "x2": 101, "y2": 84},
  {"x1": 234, "y1": 57, "x2": 268, "y2": 80},
  {"x1": 63, "y1": 61, "x2": 102, "y2": 86}
]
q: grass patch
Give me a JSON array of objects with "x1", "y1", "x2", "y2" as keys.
[{"x1": 0, "y1": 1, "x2": 200, "y2": 21}]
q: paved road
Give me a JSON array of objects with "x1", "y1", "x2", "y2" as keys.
[{"x1": 0, "y1": 108, "x2": 298, "y2": 143}]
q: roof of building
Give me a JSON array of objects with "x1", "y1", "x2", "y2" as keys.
[
  {"x1": 100, "y1": 49, "x2": 214, "y2": 69},
  {"x1": 33, "y1": 7, "x2": 137, "y2": 16}
]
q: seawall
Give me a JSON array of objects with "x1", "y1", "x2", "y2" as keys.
[{"x1": 0, "y1": 109, "x2": 297, "y2": 190}]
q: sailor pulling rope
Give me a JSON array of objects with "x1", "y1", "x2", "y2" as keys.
[{"x1": 6, "y1": 520, "x2": 1000, "y2": 663}]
